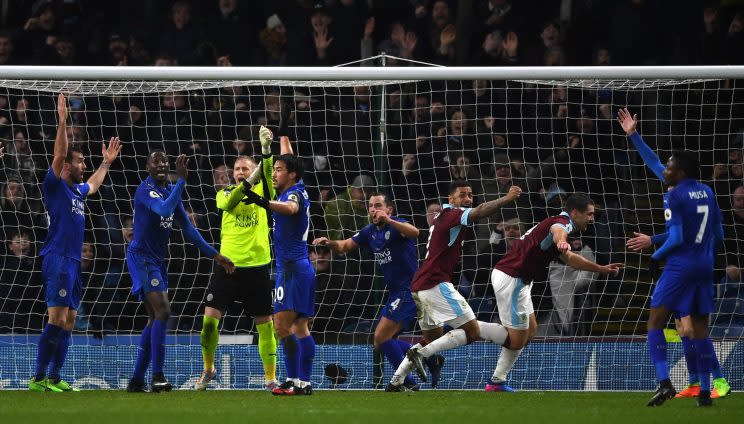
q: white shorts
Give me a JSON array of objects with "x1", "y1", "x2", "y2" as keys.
[
  {"x1": 491, "y1": 269, "x2": 534, "y2": 330},
  {"x1": 412, "y1": 282, "x2": 476, "y2": 331}
]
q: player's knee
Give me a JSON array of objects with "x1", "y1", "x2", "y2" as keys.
[
  {"x1": 464, "y1": 326, "x2": 480, "y2": 344},
  {"x1": 155, "y1": 309, "x2": 171, "y2": 322},
  {"x1": 275, "y1": 322, "x2": 292, "y2": 339}
]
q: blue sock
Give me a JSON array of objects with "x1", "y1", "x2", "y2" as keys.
[
  {"x1": 381, "y1": 339, "x2": 415, "y2": 385},
  {"x1": 48, "y1": 329, "x2": 71, "y2": 381},
  {"x1": 34, "y1": 323, "x2": 63, "y2": 380},
  {"x1": 282, "y1": 335, "x2": 300, "y2": 380},
  {"x1": 297, "y1": 335, "x2": 315, "y2": 384},
  {"x1": 647, "y1": 329, "x2": 669, "y2": 382},
  {"x1": 681, "y1": 336, "x2": 698, "y2": 385},
  {"x1": 395, "y1": 338, "x2": 412, "y2": 353},
  {"x1": 706, "y1": 338, "x2": 723, "y2": 379},
  {"x1": 695, "y1": 338, "x2": 713, "y2": 392},
  {"x1": 150, "y1": 319, "x2": 167, "y2": 376},
  {"x1": 133, "y1": 325, "x2": 152, "y2": 381}
]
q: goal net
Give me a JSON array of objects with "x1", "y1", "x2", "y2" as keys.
[{"x1": 0, "y1": 66, "x2": 742, "y2": 391}]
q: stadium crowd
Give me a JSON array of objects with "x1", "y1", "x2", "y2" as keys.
[{"x1": 1, "y1": 0, "x2": 744, "y2": 339}]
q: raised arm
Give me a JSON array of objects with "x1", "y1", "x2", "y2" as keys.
[
  {"x1": 467, "y1": 185, "x2": 521, "y2": 223},
  {"x1": 312, "y1": 236, "x2": 359, "y2": 254},
  {"x1": 617, "y1": 108, "x2": 665, "y2": 181},
  {"x1": 280, "y1": 135, "x2": 293, "y2": 155},
  {"x1": 86, "y1": 137, "x2": 122, "y2": 195},
  {"x1": 51, "y1": 93, "x2": 68, "y2": 178},
  {"x1": 259, "y1": 125, "x2": 276, "y2": 199}
]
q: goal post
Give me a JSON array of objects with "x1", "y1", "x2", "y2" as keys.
[{"x1": 0, "y1": 65, "x2": 743, "y2": 391}]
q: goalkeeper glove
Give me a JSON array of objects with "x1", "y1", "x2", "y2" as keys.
[
  {"x1": 259, "y1": 125, "x2": 273, "y2": 155},
  {"x1": 242, "y1": 189, "x2": 269, "y2": 209}
]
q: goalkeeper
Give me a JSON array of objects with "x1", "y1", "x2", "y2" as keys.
[{"x1": 195, "y1": 126, "x2": 278, "y2": 390}]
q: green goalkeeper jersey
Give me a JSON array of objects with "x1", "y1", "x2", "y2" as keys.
[{"x1": 215, "y1": 155, "x2": 275, "y2": 268}]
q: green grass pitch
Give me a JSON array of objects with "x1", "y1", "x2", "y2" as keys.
[{"x1": 1, "y1": 391, "x2": 742, "y2": 424}]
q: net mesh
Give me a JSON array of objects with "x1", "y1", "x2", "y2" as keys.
[{"x1": 1, "y1": 75, "x2": 742, "y2": 390}]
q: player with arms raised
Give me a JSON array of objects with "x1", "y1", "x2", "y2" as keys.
[
  {"x1": 386, "y1": 180, "x2": 522, "y2": 391},
  {"x1": 242, "y1": 136, "x2": 316, "y2": 395},
  {"x1": 487, "y1": 193, "x2": 622, "y2": 392},
  {"x1": 618, "y1": 108, "x2": 727, "y2": 406},
  {"x1": 313, "y1": 193, "x2": 444, "y2": 389},
  {"x1": 30, "y1": 94, "x2": 121, "y2": 392},
  {"x1": 196, "y1": 126, "x2": 278, "y2": 391},
  {"x1": 126, "y1": 151, "x2": 234, "y2": 393}
]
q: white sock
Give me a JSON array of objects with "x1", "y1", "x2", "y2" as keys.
[
  {"x1": 478, "y1": 321, "x2": 508, "y2": 345},
  {"x1": 297, "y1": 380, "x2": 310, "y2": 388},
  {"x1": 418, "y1": 329, "x2": 467, "y2": 358},
  {"x1": 292, "y1": 378, "x2": 301, "y2": 386},
  {"x1": 390, "y1": 356, "x2": 415, "y2": 386},
  {"x1": 491, "y1": 347, "x2": 523, "y2": 383},
  {"x1": 410, "y1": 342, "x2": 422, "y2": 350}
]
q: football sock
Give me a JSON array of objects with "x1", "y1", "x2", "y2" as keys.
[
  {"x1": 647, "y1": 329, "x2": 669, "y2": 382},
  {"x1": 418, "y1": 329, "x2": 467, "y2": 358},
  {"x1": 297, "y1": 335, "x2": 315, "y2": 386},
  {"x1": 478, "y1": 321, "x2": 508, "y2": 345},
  {"x1": 132, "y1": 324, "x2": 152, "y2": 381},
  {"x1": 695, "y1": 338, "x2": 713, "y2": 392},
  {"x1": 282, "y1": 335, "x2": 300, "y2": 380},
  {"x1": 492, "y1": 347, "x2": 523, "y2": 383},
  {"x1": 200, "y1": 316, "x2": 219, "y2": 372},
  {"x1": 257, "y1": 320, "x2": 277, "y2": 382},
  {"x1": 706, "y1": 337, "x2": 723, "y2": 379},
  {"x1": 34, "y1": 323, "x2": 63, "y2": 380},
  {"x1": 48, "y1": 329, "x2": 71, "y2": 381},
  {"x1": 150, "y1": 319, "x2": 167, "y2": 376},
  {"x1": 681, "y1": 336, "x2": 698, "y2": 385}
]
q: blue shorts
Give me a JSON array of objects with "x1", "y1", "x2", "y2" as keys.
[
  {"x1": 380, "y1": 290, "x2": 416, "y2": 329},
  {"x1": 274, "y1": 258, "x2": 316, "y2": 317},
  {"x1": 42, "y1": 253, "x2": 82, "y2": 310},
  {"x1": 126, "y1": 250, "x2": 168, "y2": 301},
  {"x1": 651, "y1": 268, "x2": 714, "y2": 316}
]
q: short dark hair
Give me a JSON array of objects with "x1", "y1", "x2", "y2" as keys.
[
  {"x1": 147, "y1": 149, "x2": 166, "y2": 162},
  {"x1": 276, "y1": 154, "x2": 304, "y2": 182},
  {"x1": 448, "y1": 180, "x2": 472, "y2": 194},
  {"x1": 564, "y1": 193, "x2": 595, "y2": 213},
  {"x1": 65, "y1": 145, "x2": 84, "y2": 163},
  {"x1": 368, "y1": 192, "x2": 392, "y2": 206},
  {"x1": 671, "y1": 150, "x2": 700, "y2": 180}
]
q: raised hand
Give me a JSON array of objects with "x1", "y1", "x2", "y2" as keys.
[
  {"x1": 506, "y1": 185, "x2": 522, "y2": 201},
  {"x1": 314, "y1": 26, "x2": 334, "y2": 56},
  {"x1": 57, "y1": 93, "x2": 68, "y2": 122},
  {"x1": 483, "y1": 32, "x2": 500, "y2": 54},
  {"x1": 616, "y1": 107, "x2": 637, "y2": 136},
  {"x1": 402, "y1": 32, "x2": 418, "y2": 56},
  {"x1": 364, "y1": 17, "x2": 375, "y2": 39},
  {"x1": 102, "y1": 137, "x2": 122, "y2": 164},
  {"x1": 626, "y1": 232, "x2": 652, "y2": 251},
  {"x1": 214, "y1": 253, "x2": 235, "y2": 274},
  {"x1": 440, "y1": 24, "x2": 456, "y2": 47},
  {"x1": 175, "y1": 154, "x2": 188, "y2": 180},
  {"x1": 502, "y1": 32, "x2": 518, "y2": 57},
  {"x1": 372, "y1": 208, "x2": 391, "y2": 224}
]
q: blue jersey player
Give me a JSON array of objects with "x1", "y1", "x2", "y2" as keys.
[
  {"x1": 241, "y1": 135, "x2": 316, "y2": 395},
  {"x1": 125, "y1": 151, "x2": 234, "y2": 393},
  {"x1": 618, "y1": 108, "x2": 725, "y2": 407},
  {"x1": 30, "y1": 94, "x2": 122, "y2": 392},
  {"x1": 313, "y1": 192, "x2": 445, "y2": 389}
]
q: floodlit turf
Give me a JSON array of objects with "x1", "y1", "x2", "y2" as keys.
[{"x1": 0, "y1": 391, "x2": 742, "y2": 424}]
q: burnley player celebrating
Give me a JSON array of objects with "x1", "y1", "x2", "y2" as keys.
[
  {"x1": 487, "y1": 194, "x2": 622, "y2": 392},
  {"x1": 386, "y1": 180, "x2": 521, "y2": 391},
  {"x1": 242, "y1": 136, "x2": 316, "y2": 395},
  {"x1": 618, "y1": 108, "x2": 726, "y2": 407},
  {"x1": 126, "y1": 151, "x2": 234, "y2": 393},
  {"x1": 30, "y1": 94, "x2": 121, "y2": 392},
  {"x1": 313, "y1": 193, "x2": 444, "y2": 389}
]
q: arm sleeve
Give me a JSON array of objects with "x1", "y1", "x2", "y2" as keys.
[
  {"x1": 216, "y1": 185, "x2": 246, "y2": 211},
  {"x1": 651, "y1": 224, "x2": 683, "y2": 261},
  {"x1": 262, "y1": 155, "x2": 275, "y2": 199},
  {"x1": 629, "y1": 132, "x2": 665, "y2": 182},
  {"x1": 351, "y1": 225, "x2": 370, "y2": 248},
  {"x1": 147, "y1": 179, "x2": 186, "y2": 217},
  {"x1": 77, "y1": 182, "x2": 91, "y2": 199},
  {"x1": 174, "y1": 202, "x2": 218, "y2": 258},
  {"x1": 650, "y1": 232, "x2": 669, "y2": 245}
]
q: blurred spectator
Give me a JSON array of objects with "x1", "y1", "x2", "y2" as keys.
[
  {"x1": 259, "y1": 14, "x2": 288, "y2": 65},
  {"x1": 159, "y1": 1, "x2": 204, "y2": 65},
  {"x1": 0, "y1": 32, "x2": 17, "y2": 65},
  {"x1": 724, "y1": 186, "x2": 744, "y2": 286},
  {"x1": 16, "y1": 2, "x2": 59, "y2": 64},
  {"x1": 324, "y1": 174, "x2": 374, "y2": 240},
  {"x1": 0, "y1": 230, "x2": 43, "y2": 332},
  {"x1": 206, "y1": 0, "x2": 258, "y2": 66},
  {"x1": 473, "y1": 217, "x2": 522, "y2": 294},
  {"x1": 544, "y1": 238, "x2": 597, "y2": 335},
  {"x1": 213, "y1": 164, "x2": 230, "y2": 191}
]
